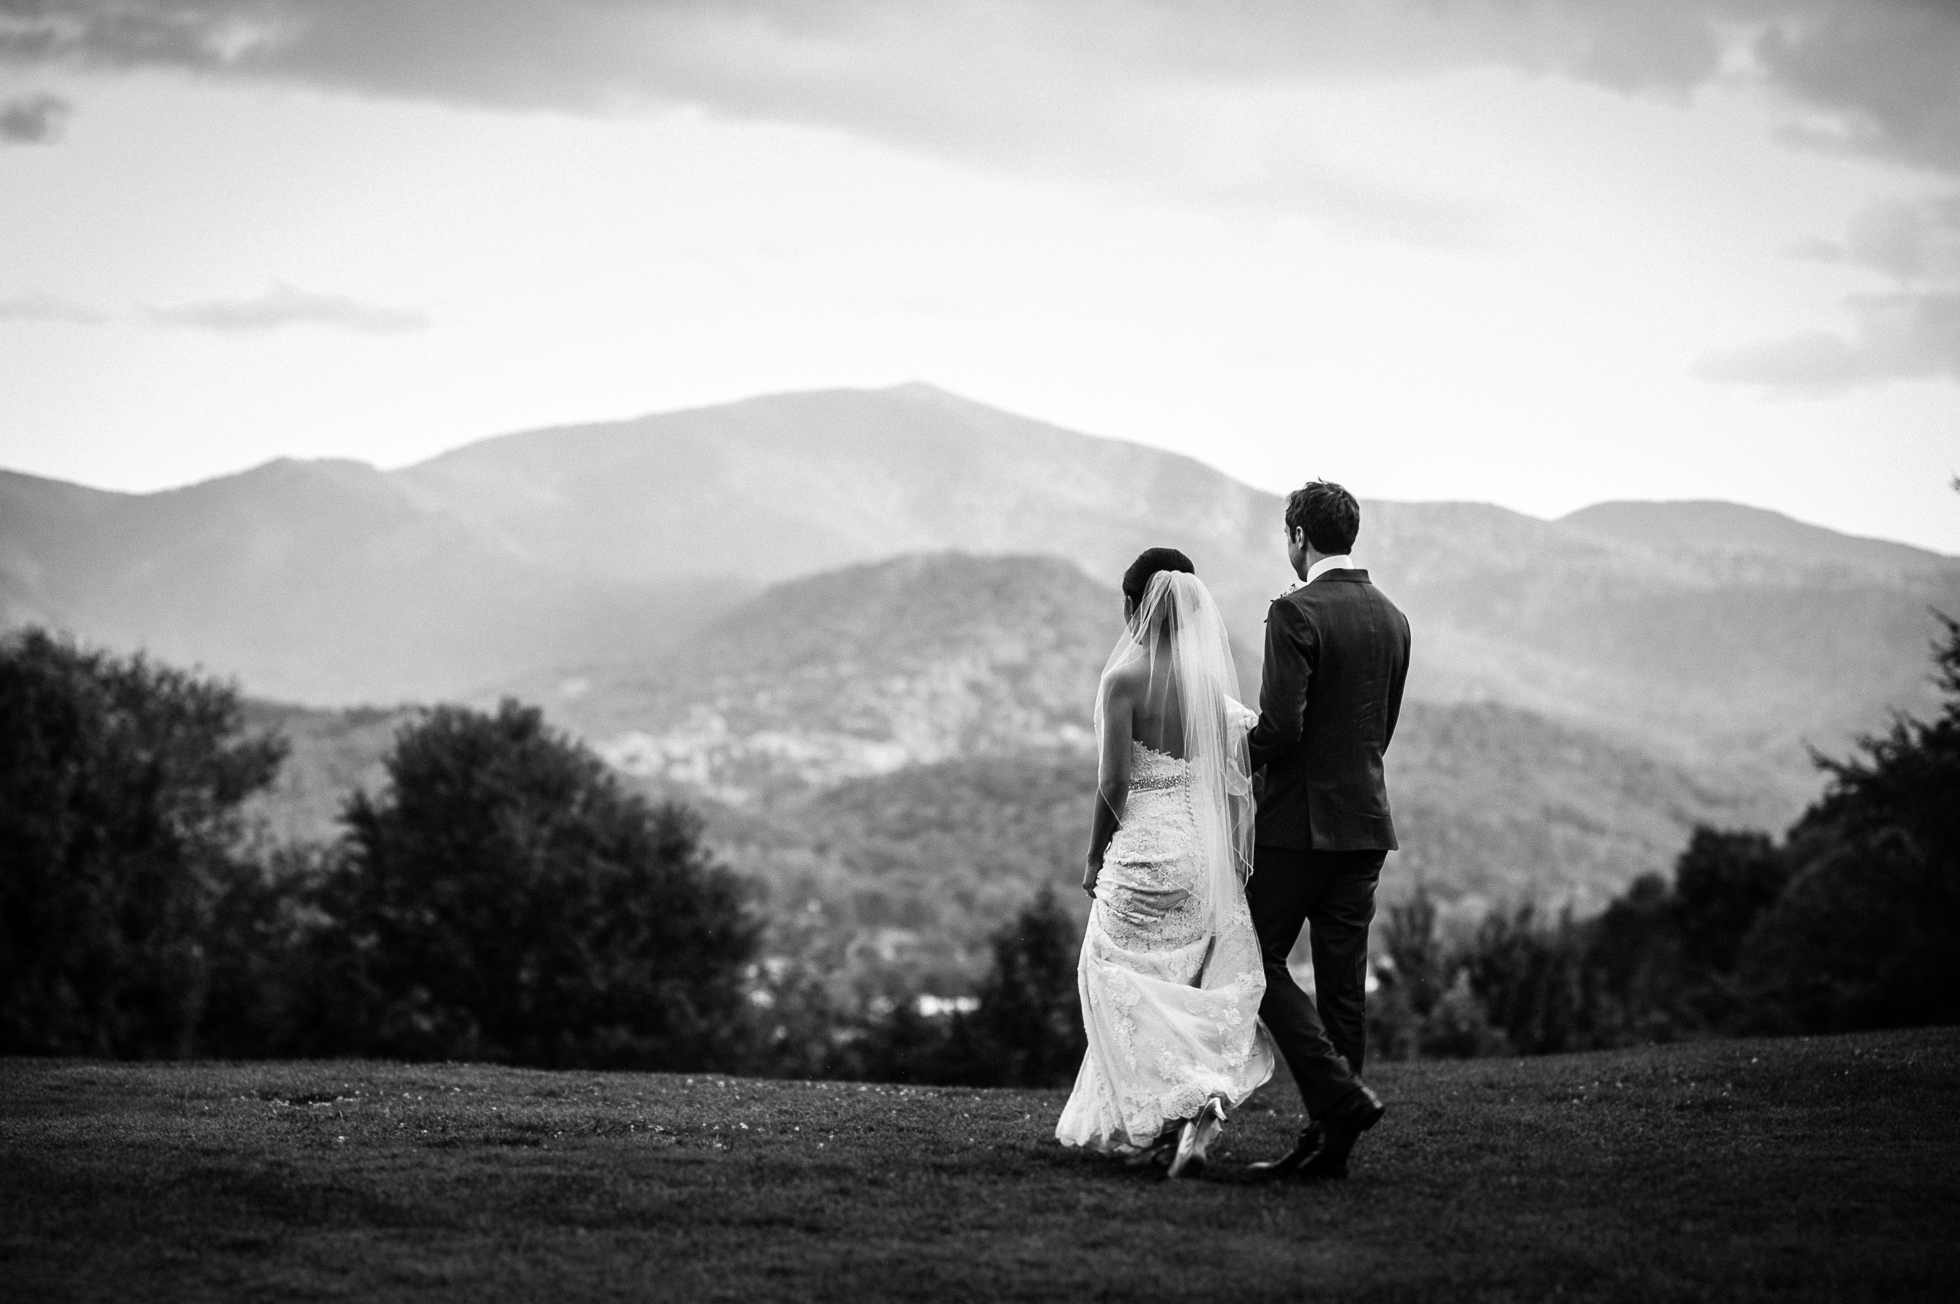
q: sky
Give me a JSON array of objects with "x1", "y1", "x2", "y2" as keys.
[{"x1": 2, "y1": 0, "x2": 1958, "y2": 552}]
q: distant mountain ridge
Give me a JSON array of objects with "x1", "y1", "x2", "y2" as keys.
[
  {"x1": 6, "y1": 383, "x2": 1956, "y2": 805},
  {"x1": 1559, "y1": 500, "x2": 1954, "y2": 577},
  {"x1": 0, "y1": 458, "x2": 743, "y2": 703},
  {"x1": 391, "y1": 383, "x2": 1278, "y2": 591}
]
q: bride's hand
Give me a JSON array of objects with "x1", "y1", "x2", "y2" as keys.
[{"x1": 1082, "y1": 855, "x2": 1101, "y2": 898}]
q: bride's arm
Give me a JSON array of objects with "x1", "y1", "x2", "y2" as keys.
[
  {"x1": 1223, "y1": 694, "x2": 1258, "y2": 735},
  {"x1": 1084, "y1": 676, "x2": 1135, "y2": 896}
]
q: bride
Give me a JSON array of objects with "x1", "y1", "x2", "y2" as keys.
[{"x1": 1056, "y1": 548, "x2": 1274, "y2": 1177}]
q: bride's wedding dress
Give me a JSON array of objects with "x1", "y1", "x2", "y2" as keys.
[{"x1": 1056, "y1": 572, "x2": 1274, "y2": 1155}]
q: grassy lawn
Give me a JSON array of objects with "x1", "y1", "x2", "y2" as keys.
[{"x1": 4, "y1": 1028, "x2": 1957, "y2": 1302}]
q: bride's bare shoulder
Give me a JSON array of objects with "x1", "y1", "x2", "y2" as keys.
[{"x1": 1100, "y1": 659, "x2": 1149, "y2": 703}]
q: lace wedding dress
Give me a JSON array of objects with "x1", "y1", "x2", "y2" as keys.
[{"x1": 1056, "y1": 572, "x2": 1275, "y2": 1154}]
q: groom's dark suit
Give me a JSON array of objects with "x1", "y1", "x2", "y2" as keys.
[{"x1": 1247, "y1": 568, "x2": 1410, "y2": 1118}]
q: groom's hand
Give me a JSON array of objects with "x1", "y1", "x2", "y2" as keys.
[{"x1": 1082, "y1": 855, "x2": 1102, "y2": 898}]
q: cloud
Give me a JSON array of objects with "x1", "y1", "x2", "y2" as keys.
[
  {"x1": 1790, "y1": 194, "x2": 1960, "y2": 282},
  {"x1": 0, "y1": 91, "x2": 70, "y2": 142},
  {"x1": 0, "y1": 287, "x2": 107, "y2": 322},
  {"x1": 1693, "y1": 291, "x2": 1960, "y2": 390},
  {"x1": 1753, "y1": 1, "x2": 1960, "y2": 175},
  {"x1": 1705, "y1": 189, "x2": 1960, "y2": 390},
  {"x1": 0, "y1": 3, "x2": 1690, "y2": 252},
  {"x1": 0, "y1": 2, "x2": 1537, "y2": 242},
  {"x1": 144, "y1": 283, "x2": 430, "y2": 334},
  {"x1": 0, "y1": 3, "x2": 1738, "y2": 126},
  {"x1": 2, "y1": 3, "x2": 1958, "y2": 222}
]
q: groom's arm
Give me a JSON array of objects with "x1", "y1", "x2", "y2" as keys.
[
  {"x1": 1382, "y1": 609, "x2": 1411, "y2": 751},
  {"x1": 1248, "y1": 599, "x2": 1312, "y2": 772}
]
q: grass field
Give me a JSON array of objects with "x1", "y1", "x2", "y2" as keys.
[{"x1": 4, "y1": 1028, "x2": 1958, "y2": 1302}]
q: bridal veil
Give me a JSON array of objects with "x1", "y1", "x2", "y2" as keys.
[{"x1": 1058, "y1": 569, "x2": 1274, "y2": 1152}]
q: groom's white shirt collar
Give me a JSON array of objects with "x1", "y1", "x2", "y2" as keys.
[{"x1": 1305, "y1": 554, "x2": 1354, "y2": 584}]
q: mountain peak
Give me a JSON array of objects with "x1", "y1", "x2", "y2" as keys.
[{"x1": 881, "y1": 380, "x2": 958, "y2": 398}]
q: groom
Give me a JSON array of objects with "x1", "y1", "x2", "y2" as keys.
[{"x1": 1245, "y1": 480, "x2": 1410, "y2": 1180}]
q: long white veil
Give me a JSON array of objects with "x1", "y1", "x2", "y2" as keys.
[
  {"x1": 1061, "y1": 566, "x2": 1273, "y2": 1151},
  {"x1": 1094, "y1": 569, "x2": 1257, "y2": 975}
]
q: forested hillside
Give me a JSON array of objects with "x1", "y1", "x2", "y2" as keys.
[
  {"x1": 244, "y1": 552, "x2": 1791, "y2": 998},
  {"x1": 19, "y1": 384, "x2": 1949, "y2": 1004}
]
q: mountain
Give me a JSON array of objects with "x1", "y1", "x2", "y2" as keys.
[
  {"x1": 526, "y1": 552, "x2": 1123, "y2": 801},
  {"x1": 390, "y1": 383, "x2": 1278, "y2": 598},
  {"x1": 1559, "y1": 500, "x2": 1956, "y2": 575},
  {"x1": 243, "y1": 552, "x2": 1795, "y2": 997},
  {"x1": 0, "y1": 460, "x2": 744, "y2": 704},
  {"x1": 700, "y1": 697, "x2": 1783, "y2": 994},
  {"x1": 8, "y1": 382, "x2": 1957, "y2": 807}
]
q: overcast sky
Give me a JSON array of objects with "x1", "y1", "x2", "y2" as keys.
[{"x1": 3, "y1": 0, "x2": 1958, "y2": 551}]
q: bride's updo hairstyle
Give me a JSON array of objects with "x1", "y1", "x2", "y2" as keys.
[{"x1": 1122, "y1": 547, "x2": 1195, "y2": 619}]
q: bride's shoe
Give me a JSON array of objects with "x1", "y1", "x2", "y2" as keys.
[
  {"x1": 1125, "y1": 1124, "x2": 1182, "y2": 1168},
  {"x1": 1166, "y1": 1097, "x2": 1226, "y2": 1180}
]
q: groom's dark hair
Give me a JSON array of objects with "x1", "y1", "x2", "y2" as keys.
[
  {"x1": 1285, "y1": 480, "x2": 1360, "y2": 555},
  {"x1": 1122, "y1": 547, "x2": 1195, "y2": 605}
]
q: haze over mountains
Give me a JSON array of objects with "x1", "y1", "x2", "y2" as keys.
[
  {"x1": 7, "y1": 384, "x2": 1953, "y2": 763},
  {"x1": 546, "y1": 553, "x2": 1787, "y2": 919},
  {"x1": 7, "y1": 382, "x2": 1957, "y2": 965},
  {"x1": 244, "y1": 551, "x2": 1791, "y2": 992}
]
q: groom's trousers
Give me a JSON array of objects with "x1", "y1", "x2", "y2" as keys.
[{"x1": 1246, "y1": 844, "x2": 1385, "y2": 1119}]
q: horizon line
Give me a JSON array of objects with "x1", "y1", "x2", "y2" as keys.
[{"x1": 3, "y1": 379, "x2": 1953, "y2": 560}]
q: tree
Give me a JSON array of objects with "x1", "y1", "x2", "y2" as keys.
[
  {"x1": 1673, "y1": 829, "x2": 1790, "y2": 974},
  {"x1": 1570, "y1": 831, "x2": 1787, "y2": 1044},
  {"x1": 1463, "y1": 903, "x2": 1590, "y2": 1055},
  {"x1": 1381, "y1": 889, "x2": 1446, "y2": 1019},
  {"x1": 852, "y1": 886, "x2": 1085, "y2": 1087},
  {"x1": 196, "y1": 842, "x2": 344, "y2": 1059},
  {"x1": 321, "y1": 700, "x2": 759, "y2": 1069},
  {"x1": 1584, "y1": 871, "x2": 1687, "y2": 1041},
  {"x1": 0, "y1": 629, "x2": 284, "y2": 1056},
  {"x1": 1418, "y1": 971, "x2": 1513, "y2": 1059},
  {"x1": 1739, "y1": 612, "x2": 1960, "y2": 1031},
  {"x1": 1368, "y1": 889, "x2": 1512, "y2": 1060},
  {"x1": 967, "y1": 886, "x2": 1085, "y2": 1086}
]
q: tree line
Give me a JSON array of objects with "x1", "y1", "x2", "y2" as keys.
[
  {"x1": 0, "y1": 627, "x2": 1084, "y2": 1082},
  {"x1": 5, "y1": 609, "x2": 1955, "y2": 1084},
  {"x1": 1368, "y1": 611, "x2": 1960, "y2": 1059}
]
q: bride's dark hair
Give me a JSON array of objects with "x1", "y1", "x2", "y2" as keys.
[{"x1": 1122, "y1": 547, "x2": 1195, "y2": 609}]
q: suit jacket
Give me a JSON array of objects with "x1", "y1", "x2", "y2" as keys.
[{"x1": 1247, "y1": 569, "x2": 1411, "y2": 852}]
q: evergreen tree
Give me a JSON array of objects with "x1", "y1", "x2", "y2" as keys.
[
  {"x1": 969, "y1": 886, "x2": 1085, "y2": 1087},
  {"x1": 1740, "y1": 612, "x2": 1960, "y2": 1031},
  {"x1": 1673, "y1": 829, "x2": 1790, "y2": 974},
  {"x1": 1462, "y1": 903, "x2": 1590, "y2": 1055}
]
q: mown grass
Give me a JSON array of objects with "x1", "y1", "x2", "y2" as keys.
[{"x1": 3, "y1": 1028, "x2": 1957, "y2": 1302}]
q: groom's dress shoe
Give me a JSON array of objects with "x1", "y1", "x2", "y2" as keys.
[
  {"x1": 1300, "y1": 1085, "x2": 1385, "y2": 1179},
  {"x1": 1246, "y1": 1122, "x2": 1325, "y2": 1180},
  {"x1": 1248, "y1": 1085, "x2": 1384, "y2": 1181}
]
